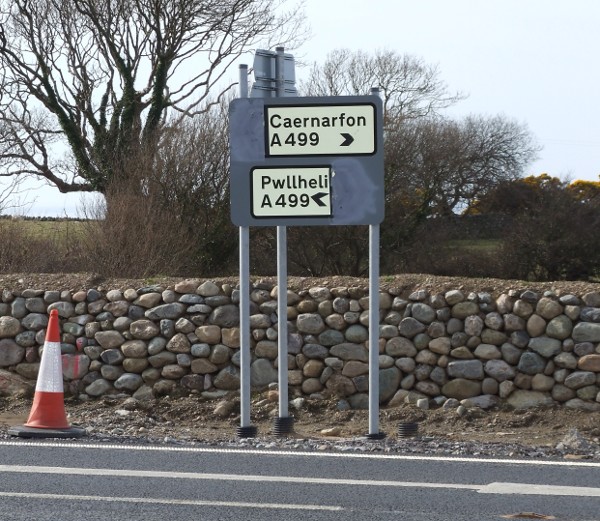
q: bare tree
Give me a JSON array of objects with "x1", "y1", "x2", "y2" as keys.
[
  {"x1": 301, "y1": 48, "x2": 464, "y2": 125},
  {"x1": 385, "y1": 115, "x2": 539, "y2": 218},
  {"x1": 0, "y1": 0, "x2": 306, "y2": 196}
]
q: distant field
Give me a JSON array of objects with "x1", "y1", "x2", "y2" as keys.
[
  {"x1": 0, "y1": 218, "x2": 89, "y2": 245},
  {"x1": 446, "y1": 239, "x2": 502, "y2": 253}
]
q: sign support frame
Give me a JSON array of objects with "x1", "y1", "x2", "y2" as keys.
[{"x1": 232, "y1": 56, "x2": 385, "y2": 441}]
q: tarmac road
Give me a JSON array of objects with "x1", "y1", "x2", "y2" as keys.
[{"x1": 0, "y1": 440, "x2": 599, "y2": 521}]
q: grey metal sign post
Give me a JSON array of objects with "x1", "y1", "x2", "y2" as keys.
[{"x1": 236, "y1": 64, "x2": 256, "y2": 438}]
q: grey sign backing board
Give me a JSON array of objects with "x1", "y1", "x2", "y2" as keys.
[{"x1": 229, "y1": 95, "x2": 384, "y2": 227}]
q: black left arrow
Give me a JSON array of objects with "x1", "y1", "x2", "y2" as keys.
[
  {"x1": 340, "y1": 133, "x2": 354, "y2": 147},
  {"x1": 311, "y1": 192, "x2": 328, "y2": 207}
]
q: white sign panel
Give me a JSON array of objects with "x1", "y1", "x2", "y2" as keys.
[
  {"x1": 251, "y1": 166, "x2": 332, "y2": 218},
  {"x1": 265, "y1": 103, "x2": 376, "y2": 156}
]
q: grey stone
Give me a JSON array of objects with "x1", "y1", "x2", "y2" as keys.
[
  {"x1": 130, "y1": 319, "x2": 160, "y2": 340},
  {"x1": 148, "y1": 350, "x2": 177, "y2": 368},
  {"x1": 112, "y1": 317, "x2": 132, "y2": 332},
  {"x1": 209, "y1": 304, "x2": 240, "y2": 327},
  {"x1": 564, "y1": 371, "x2": 596, "y2": 390},
  {"x1": 166, "y1": 333, "x2": 191, "y2": 354},
  {"x1": 348, "y1": 393, "x2": 369, "y2": 410},
  {"x1": 398, "y1": 317, "x2": 426, "y2": 338},
  {"x1": 503, "y1": 314, "x2": 526, "y2": 332},
  {"x1": 326, "y1": 374, "x2": 356, "y2": 397},
  {"x1": 0, "y1": 316, "x2": 21, "y2": 338},
  {"x1": 573, "y1": 322, "x2": 600, "y2": 342},
  {"x1": 59, "y1": 352, "x2": 88, "y2": 380},
  {"x1": 210, "y1": 344, "x2": 232, "y2": 364},
  {"x1": 145, "y1": 303, "x2": 187, "y2": 321},
  {"x1": 552, "y1": 384, "x2": 576, "y2": 402},
  {"x1": 531, "y1": 374, "x2": 554, "y2": 392},
  {"x1": 379, "y1": 367, "x2": 401, "y2": 403},
  {"x1": 564, "y1": 398, "x2": 600, "y2": 412},
  {"x1": 191, "y1": 358, "x2": 218, "y2": 374},
  {"x1": 318, "y1": 329, "x2": 345, "y2": 346},
  {"x1": 123, "y1": 358, "x2": 149, "y2": 373},
  {"x1": 554, "y1": 352, "x2": 578, "y2": 369},
  {"x1": 25, "y1": 297, "x2": 46, "y2": 313},
  {"x1": 461, "y1": 394, "x2": 499, "y2": 410},
  {"x1": 385, "y1": 337, "x2": 417, "y2": 357},
  {"x1": 442, "y1": 379, "x2": 482, "y2": 400},
  {"x1": 15, "y1": 331, "x2": 36, "y2": 348},
  {"x1": 507, "y1": 390, "x2": 553, "y2": 409},
  {"x1": 47, "y1": 301, "x2": 75, "y2": 318},
  {"x1": 452, "y1": 301, "x2": 479, "y2": 319},
  {"x1": 20, "y1": 313, "x2": 48, "y2": 331},
  {"x1": 330, "y1": 343, "x2": 368, "y2": 362},
  {"x1": 501, "y1": 343, "x2": 522, "y2": 365},
  {"x1": 444, "y1": 290, "x2": 464, "y2": 306},
  {"x1": 302, "y1": 344, "x2": 329, "y2": 359},
  {"x1": 114, "y1": 373, "x2": 143, "y2": 391},
  {"x1": 428, "y1": 337, "x2": 451, "y2": 355},
  {"x1": 121, "y1": 340, "x2": 148, "y2": 358},
  {"x1": 510, "y1": 330, "x2": 530, "y2": 348},
  {"x1": 198, "y1": 281, "x2": 220, "y2": 297},
  {"x1": 250, "y1": 359, "x2": 277, "y2": 388},
  {"x1": 484, "y1": 359, "x2": 516, "y2": 382},
  {"x1": 447, "y1": 360, "x2": 484, "y2": 380},
  {"x1": 147, "y1": 337, "x2": 167, "y2": 355},
  {"x1": 581, "y1": 307, "x2": 600, "y2": 322},
  {"x1": 517, "y1": 352, "x2": 546, "y2": 375},
  {"x1": 255, "y1": 340, "x2": 277, "y2": 359},
  {"x1": 0, "y1": 339, "x2": 25, "y2": 367},
  {"x1": 10, "y1": 298, "x2": 27, "y2": 319},
  {"x1": 474, "y1": 344, "x2": 501, "y2": 360},
  {"x1": 191, "y1": 343, "x2": 211, "y2": 358},
  {"x1": 100, "y1": 349, "x2": 125, "y2": 366},
  {"x1": 161, "y1": 364, "x2": 187, "y2": 379},
  {"x1": 481, "y1": 329, "x2": 507, "y2": 346},
  {"x1": 345, "y1": 324, "x2": 368, "y2": 343},
  {"x1": 85, "y1": 378, "x2": 113, "y2": 397},
  {"x1": 296, "y1": 313, "x2": 325, "y2": 334},
  {"x1": 574, "y1": 342, "x2": 595, "y2": 356},
  {"x1": 411, "y1": 303, "x2": 436, "y2": 324},
  {"x1": 379, "y1": 324, "x2": 398, "y2": 339},
  {"x1": 464, "y1": 315, "x2": 484, "y2": 336},
  {"x1": 546, "y1": 315, "x2": 573, "y2": 339},
  {"x1": 536, "y1": 298, "x2": 563, "y2": 320},
  {"x1": 205, "y1": 295, "x2": 231, "y2": 307},
  {"x1": 528, "y1": 337, "x2": 562, "y2": 358},
  {"x1": 94, "y1": 330, "x2": 125, "y2": 349}
]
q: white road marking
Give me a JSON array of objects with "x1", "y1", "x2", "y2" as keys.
[
  {"x1": 0, "y1": 491, "x2": 343, "y2": 511},
  {"x1": 0, "y1": 464, "x2": 478, "y2": 490},
  {"x1": 1, "y1": 465, "x2": 600, "y2": 497},
  {"x1": 481, "y1": 482, "x2": 600, "y2": 497},
  {"x1": 1, "y1": 439, "x2": 599, "y2": 468}
]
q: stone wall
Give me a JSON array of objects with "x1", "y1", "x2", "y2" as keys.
[{"x1": 1, "y1": 280, "x2": 600, "y2": 411}]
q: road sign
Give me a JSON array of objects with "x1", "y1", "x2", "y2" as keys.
[
  {"x1": 229, "y1": 95, "x2": 384, "y2": 226},
  {"x1": 265, "y1": 103, "x2": 376, "y2": 156},
  {"x1": 251, "y1": 49, "x2": 297, "y2": 98},
  {"x1": 251, "y1": 166, "x2": 332, "y2": 218}
]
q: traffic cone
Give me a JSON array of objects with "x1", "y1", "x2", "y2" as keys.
[{"x1": 9, "y1": 309, "x2": 85, "y2": 439}]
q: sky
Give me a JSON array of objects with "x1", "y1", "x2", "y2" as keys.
[{"x1": 2, "y1": 0, "x2": 599, "y2": 216}]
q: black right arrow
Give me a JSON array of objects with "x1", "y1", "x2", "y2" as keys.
[
  {"x1": 311, "y1": 192, "x2": 328, "y2": 207},
  {"x1": 340, "y1": 133, "x2": 354, "y2": 147}
]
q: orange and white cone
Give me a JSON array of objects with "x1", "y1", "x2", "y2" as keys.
[
  {"x1": 25, "y1": 309, "x2": 70, "y2": 429},
  {"x1": 9, "y1": 309, "x2": 84, "y2": 438}
]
